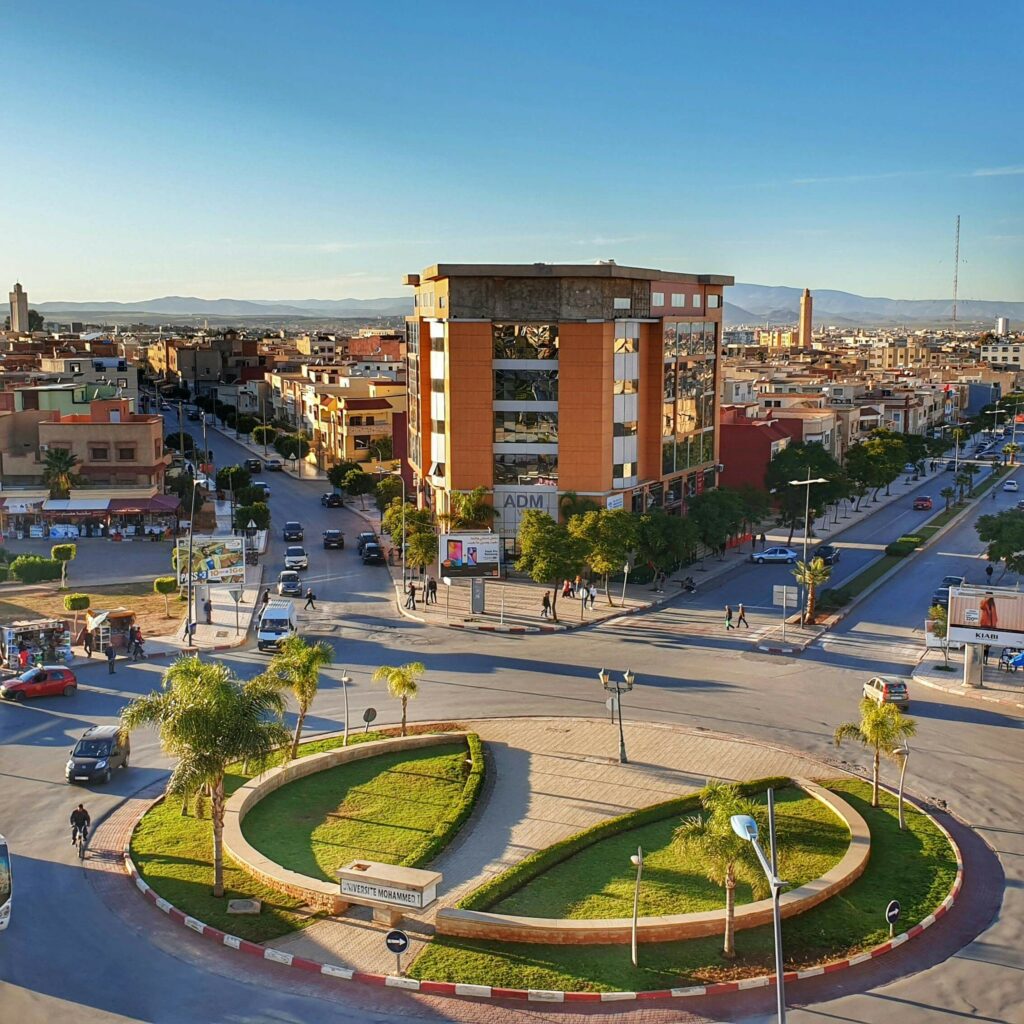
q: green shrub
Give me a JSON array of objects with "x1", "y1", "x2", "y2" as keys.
[
  {"x1": 8, "y1": 555, "x2": 63, "y2": 584},
  {"x1": 457, "y1": 774, "x2": 792, "y2": 911},
  {"x1": 404, "y1": 733, "x2": 486, "y2": 867},
  {"x1": 817, "y1": 586, "x2": 852, "y2": 611},
  {"x1": 0, "y1": 565, "x2": 9, "y2": 582},
  {"x1": 885, "y1": 535, "x2": 922, "y2": 557},
  {"x1": 216, "y1": 465, "x2": 252, "y2": 492}
]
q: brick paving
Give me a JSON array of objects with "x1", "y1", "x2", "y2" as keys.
[{"x1": 915, "y1": 655, "x2": 1024, "y2": 711}]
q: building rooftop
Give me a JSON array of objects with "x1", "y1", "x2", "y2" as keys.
[{"x1": 412, "y1": 262, "x2": 734, "y2": 286}]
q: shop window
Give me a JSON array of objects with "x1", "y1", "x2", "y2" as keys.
[{"x1": 90, "y1": 447, "x2": 109, "y2": 461}]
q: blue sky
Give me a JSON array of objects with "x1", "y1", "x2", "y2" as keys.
[{"x1": 6, "y1": 1, "x2": 1023, "y2": 302}]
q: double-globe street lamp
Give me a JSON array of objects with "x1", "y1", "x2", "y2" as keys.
[
  {"x1": 789, "y1": 471, "x2": 828, "y2": 623},
  {"x1": 599, "y1": 668, "x2": 636, "y2": 764}
]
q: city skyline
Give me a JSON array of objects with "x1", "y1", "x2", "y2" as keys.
[{"x1": 5, "y1": 1, "x2": 1023, "y2": 302}]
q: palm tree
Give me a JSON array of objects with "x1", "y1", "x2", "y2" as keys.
[
  {"x1": 120, "y1": 656, "x2": 288, "y2": 897},
  {"x1": 1004, "y1": 443, "x2": 1020, "y2": 466},
  {"x1": 370, "y1": 661, "x2": 425, "y2": 736},
  {"x1": 834, "y1": 698, "x2": 917, "y2": 808},
  {"x1": 267, "y1": 635, "x2": 334, "y2": 759},
  {"x1": 42, "y1": 448, "x2": 81, "y2": 499},
  {"x1": 961, "y1": 462, "x2": 980, "y2": 495},
  {"x1": 558, "y1": 491, "x2": 600, "y2": 522},
  {"x1": 673, "y1": 780, "x2": 768, "y2": 959},
  {"x1": 939, "y1": 486, "x2": 956, "y2": 511},
  {"x1": 442, "y1": 486, "x2": 496, "y2": 530},
  {"x1": 792, "y1": 556, "x2": 831, "y2": 622},
  {"x1": 954, "y1": 471, "x2": 971, "y2": 503}
]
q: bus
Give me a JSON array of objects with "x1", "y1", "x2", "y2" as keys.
[{"x1": 0, "y1": 834, "x2": 10, "y2": 929}]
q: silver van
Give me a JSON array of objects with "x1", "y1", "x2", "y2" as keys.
[{"x1": 257, "y1": 599, "x2": 297, "y2": 652}]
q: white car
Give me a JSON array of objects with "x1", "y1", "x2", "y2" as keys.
[
  {"x1": 751, "y1": 546, "x2": 798, "y2": 565},
  {"x1": 1003, "y1": 480, "x2": 1018, "y2": 492},
  {"x1": 284, "y1": 545, "x2": 308, "y2": 570}
]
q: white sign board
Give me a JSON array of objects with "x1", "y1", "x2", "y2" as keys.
[
  {"x1": 773, "y1": 585, "x2": 797, "y2": 608},
  {"x1": 606, "y1": 493, "x2": 625, "y2": 511},
  {"x1": 947, "y1": 587, "x2": 1024, "y2": 648},
  {"x1": 340, "y1": 878, "x2": 435, "y2": 910}
]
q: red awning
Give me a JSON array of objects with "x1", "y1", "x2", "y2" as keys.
[{"x1": 108, "y1": 495, "x2": 181, "y2": 515}]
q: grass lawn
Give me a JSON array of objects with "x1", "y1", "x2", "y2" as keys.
[
  {"x1": 493, "y1": 787, "x2": 848, "y2": 919},
  {"x1": 241, "y1": 742, "x2": 473, "y2": 881},
  {"x1": 409, "y1": 780, "x2": 958, "y2": 992}
]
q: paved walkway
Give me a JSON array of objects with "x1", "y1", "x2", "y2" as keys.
[
  {"x1": 268, "y1": 717, "x2": 830, "y2": 974},
  {"x1": 915, "y1": 654, "x2": 1024, "y2": 710}
]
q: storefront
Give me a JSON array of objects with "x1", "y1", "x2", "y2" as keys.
[
  {"x1": 0, "y1": 497, "x2": 47, "y2": 540},
  {"x1": 107, "y1": 494, "x2": 181, "y2": 538},
  {"x1": 84, "y1": 609, "x2": 137, "y2": 652},
  {"x1": 40, "y1": 498, "x2": 114, "y2": 539},
  {"x1": 1, "y1": 619, "x2": 73, "y2": 668}
]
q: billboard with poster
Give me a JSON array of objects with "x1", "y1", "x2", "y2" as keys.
[
  {"x1": 175, "y1": 536, "x2": 245, "y2": 585},
  {"x1": 947, "y1": 587, "x2": 1024, "y2": 647},
  {"x1": 439, "y1": 533, "x2": 501, "y2": 578}
]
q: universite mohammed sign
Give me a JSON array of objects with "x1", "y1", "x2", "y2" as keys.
[{"x1": 340, "y1": 878, "x2": 423, "y2": 908}]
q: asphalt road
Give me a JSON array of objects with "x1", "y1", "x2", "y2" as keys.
[{"x1": 1, "y1": 445, "x2": 1021, "y2": 1024}]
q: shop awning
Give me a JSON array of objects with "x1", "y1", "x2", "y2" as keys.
[
  {"x1": 108, "y1": 495, "x2": 181, "y2": 515},
  {"x1": 42, "y1": 498, "x2": 112, "y2": 512},
  {"x1": 0, "y1": 498, "x2": 45, "y2": 514}
]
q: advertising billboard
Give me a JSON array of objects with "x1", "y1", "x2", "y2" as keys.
[
  {"x1": 439, "y1": 533, "x2": 501, "y2": 578},
  {"x1": 947, "y1": 587, "x2": 1024, "y2": 648},
  {"x1": 176, "y1": 536, "x2": 245, "y2": 585}
]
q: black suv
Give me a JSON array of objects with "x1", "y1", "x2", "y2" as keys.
[
  {"x1": 245, "y1": 458, "x2": 262, "y2": 472},
  {"x1": 66, "y1": 725, "x2": 130, "y2": 785},
  {"x1": 356, "y1": 531, "x2": 379, "y2": 554},
  {"x1": 283, "y1": 521, "x2": 304, "y2": 542},
  {"x1": 323, "y1": 529, "x2": 344, "y2": 549},
  {"x1": 362, "y1": 541, "x2": 386, "y2": 565},
  {"x1": 813, "y1": 544, "x2": 841, "y2": 566},
  {"x1": 321, "y1": 492, "x2": 343, "y2": 508}
]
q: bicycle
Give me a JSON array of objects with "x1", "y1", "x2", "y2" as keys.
[{"x1": 73, "y1": 825, "x2": 89, "y2": 860}]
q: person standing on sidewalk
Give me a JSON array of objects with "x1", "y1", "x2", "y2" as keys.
[
  {"x1": 304, "y1": 588, "x2": 316, "y2": 610},
  {"x1": 736, "y1": 603, "x2": 749, "y2": 628},
  {"x1": 724, "y1": 605, "x2": 735, "y2": 631},
  {"x1": 405, "y1": 581, "x2": 417, "y2": 610},
  {"x1": 986, "y1": 563, "x2": 995, "y2": 583},
  {"x1": 758, "y1": 531, "x2": 766, "y2": 550},
  {"x1": 203, "y1": 597, "x2": 213, "y2": 624},
  {"x1": 426, "y1": 577, "x2": 437, "y2": 604},
  {"x1": 106, "y1": 644, "x2": 116, "y2": 674},
  {"x1": 541, "y1": 591, "x2": 552, "y2": 619},
  {"x1": 588, "y1": 583, "x2": 598, "y2": 609},
  {"x1": 83, "y1": 631, "x2": 92, "y2": 658}
]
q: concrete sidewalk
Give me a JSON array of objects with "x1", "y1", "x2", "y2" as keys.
[{"x1": 915, "y1": 654, "x2": 1024, "y2": 711}]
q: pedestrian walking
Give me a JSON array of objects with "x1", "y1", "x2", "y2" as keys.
[
  {"x1": 737, "y1": 603, "x2": 749, "y2": 628},
  {"x1": 426, "y1": 577, "x2": 437, "y2": 604},
  {"x1": 562, "y1": 579, "x2": 571, "y2": 599},
  {"x1": 588, "y1": 583, "x2": 598, "y2": 609},
  {"x1": 83, "y1": 631, "x2": 92, "y2": 658},
  {"x1": 405, "y1": 581, "x2": 417, "y2": 610},
  {"x1": 17, "y1": 644, "x2": 29, "y2": 671},
  {"x1": 724, "y1": 605, "x2": 735, "y2": 630},
  {"x1": 986, "y1": 563, "x2": 995, "y2": 582},
  {"x1": 983, "y1": 643, "x2": 991, "y2": 665},
  {"x1": 130, "y1": 626, "x2": 145, "y2": 660},
  {"x1": 203, "y1": 597, "x2": 213, "y2": 624},
  {"x1": 758, "y1": 532, "x2": 767, "y2": 550},
  {"x1": 106, "y1": 644, "x2": 116, "y2": 674},
  {"x1": 304, "y1": 588, "x2": 316, "y2": 610},
  {"x1": 574, "y1": 574, "x2": 582, "y2": 596},
  {"x1": 541, "y1": 591, "x2": 552, "y2": 619},
  {"x1": 261, "y1": 588, "x2": 270, "y2": 608}
]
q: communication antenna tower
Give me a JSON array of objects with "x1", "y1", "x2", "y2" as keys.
[{"x1": 952, "y1": 215, "x2": 960, "y2": 324}]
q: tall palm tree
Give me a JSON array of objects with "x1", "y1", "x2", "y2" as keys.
[
  {"x1": 370, "y1": 661, "x2": 425, "y2": 736},
  {"x1": 442, "y1": 486, "x2": 496, "y2": 530},
  {"x1": 120, "y1": 656, "x2": 288, "y2": 897},
  {"x1": 792, "y1": 556, "x2": 831, "y2": 622},
  {"x1": 558, "y1": 491, "x2": 600, "y2": 522},
  {"x1": 1004, "y1": 443, "x2": 1020, "y2": 466},
  {"x1": 267, "y1": 635, "x2": 334, "y2": 759},
  {"x1": 42, "y1": 448, "x2": 81, "y2": 499},
  {"x1": 939, "y1": 486, "x2": 956, "y2": 511},
  {"x1": 834, "y1": 698, "x2": 917, "y2": 808},
  {"x1": 673, "y1": 781, "x2": 768, "y2": 959}
]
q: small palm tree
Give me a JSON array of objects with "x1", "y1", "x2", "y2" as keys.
[
  {"x1": 961, "y1": 462, "x2": 980, "y2": 495},
  {"x1": 42, "y1": 448, "x2": 81, "y2": 499},
  {"x1": 443, "y1": 486, "x2": 497, "y2": 530},
  {"x1": 792, "y1": 556, "x2": 831, "y2": 622},
  {"x1": 268, "y1": 635, "x2": 334, "y2": 759},
  {"x1": 834, "y1": 698, "x2": 917, "y2": 808},
  {"x1": 939, "y1": 486, "x2": 956, "y2": 511},
  {"x1": 370, "y1": 661, "x2": 425, "y2": 736},
  {"x1": 927, "y1": 604, "x2": 951, "y2": 669},
  {"x1": 1004, "y1": 443, "x2": 1020, "y2": 465},
  {"x1": 674, "y1": 781, "x2": 768, "y2": 959},
  {"x1": 558, "y1": 491, "x2": 600, "y2": 522},
  {"x1": 120, "y1": 656, "x2": 288, "y2": 897}
]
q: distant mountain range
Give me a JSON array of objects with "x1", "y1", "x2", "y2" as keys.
[{"x1": 35, "y1": 284, "x2": 1023, "y2": 327}]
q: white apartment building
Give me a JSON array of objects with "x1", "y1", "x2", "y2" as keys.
[{"x1": 982, "y1": 341, "x2": 1024, "y2": 369}]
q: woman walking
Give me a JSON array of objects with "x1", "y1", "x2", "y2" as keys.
[
  {"x1": 541, "y1": 591, "x2": 552, "y2": 619},
  {"x1": 736, "y1": 603, "x2": 749, "y2": 628},
  {"x1": 724, "y1": 605, "x2": 735, "y2": 631}
]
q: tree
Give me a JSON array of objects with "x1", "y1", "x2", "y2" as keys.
[
  {"x1": 342, "y1": 469, "x2": 376, "y2": 510},
  {"x1": 1004, "y1": 443, "x2": 1020, "y2": 466},
  {"x1": 375, "y1": 475, "x2": 403, "y2": 512},
  {"x1": 558, "y1": 491, "x2": 600, "y2": 522},
  {"x1": 252, "y1": 425, "x2": 277, "y2": 447},
  {"x1": 927, "y1": 604, "x2": 951, "y2": 669},
  {"x1": 687, "y1": 488, "x2": 745, "y2": 557},
  {"x1": 63, "y1": 593, "x2": 90, "y2": 635},
  {"x1": 765, "y1": 442, "x2": 843, "y2": 539},
  {"x1": 42, "y1": 448, "x2": 82, "y2": 499},
  {"x1": 327, "y1": 461, "x2": 361, "y2": 490},
  {"x1": 382, "y1": 498, "x2": 433, "y2": 543},
  {"x1": 515, "y1": 510, "x2": 587, "y2": 622},
  {"x1": 960, "y1": 461, "x2": 980, "y2": 495},
  {"x1": 940, "y1": 486, "x2": 956, "y2": 511},
  {"x1": 834, "y1": 698, "x2": 917, "y2": 808},
  {"x1": 735, "y1": 486, "x2": 770, "y2": 545},
  {"x1": 792, "y1": 556, "x2": 831, "y2": 622},
  {"x1": 50, "y1": 543, "x2": 77, "y2": 589},
  {"x1": 28, "y1": 309, "x2": 44, "y2": 332},
  {"x1": 120, "y1": 657, "x2": 288, "y2": 896},
  {"x1": 673, "y1": 781, "x2": 768, "y2": 959},
  {"x1": 405, "y1": 530, "x2": 439, "y2": 572},
  {"x1": 268, "y1": 635, "x2": 334, "y2": 759},
  {"x1": 234, "y1": 484, "x2": 267, "y2": 507},
  {"x1": 370, "y1": 661, "x2": 425, "y2": 736},
  {"x1": 215, "y1": 465, "x2": 251, "y2": 492},
  {"x1": 234, "y1": 414, "x2": 258, "y2": 437},
  {"x1": 567, "y1": 509, "x2": 639, "y2": 604},
  {"x1": 233, "y1": 502, "x2": 270, "y2": 531},
  {"x1": 372, "y1": 435, "x2": 394, "y2": 461},
  {"x1": 166, "y1": 473, "x2": 204, "y2": 519},
  {"x1": 846, "y1": 433, "x2": 903, "y2": 500},
  {"x1": 164, "y1": 432, "x2": 196, "y2": 455},
  {"x1": 444, "y1": 486, "x2": 497, "y2": 530},
  {"x1": 636, "y1": 509, "x2": 698, "y2": 571},
  {"x1": 274, "y1": 434, "x2": 310, "y2": 461},
  {"x1": 153, "y1": 576, "x2": 178, "y2": 616},
  {"x1": 976, "y1": 508, "x2": 1024, "y2": 575}
]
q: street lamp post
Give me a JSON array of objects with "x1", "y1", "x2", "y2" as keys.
[
  {"x1": 893, "y1": 743, "x2": 910, "y2": 830},
  {"x1": 731, "y1": 814, "x2": 787, "y2": 1023},
  {"x1": 629, "y1": 846, "x2": 643, "y2": 967},
  {"x1": 340, "y1": 668, "x2": 352, "y2": 747},
  {"x1": 788, "y1": 471, "x2": 828, "y2": 623},
  {"x1": 184, "y1": 478, "x2": 201, "y2": 648},
  {"x1": 599, "y1": 668, "x2": 636, "y2": 764}
]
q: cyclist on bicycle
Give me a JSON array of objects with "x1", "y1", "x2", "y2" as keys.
[{"x1": 70, "y1": 804, "x2": 90, "y2": 846}]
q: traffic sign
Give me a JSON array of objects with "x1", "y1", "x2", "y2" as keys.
[
  {"x1": 385, "y1": 929, "x2": 409, "y2": 954},
  {"x1": 227, "y1": 587, "x2": 242, "y2": 603},
  {"x1": 362, "y1": 707, "x2": 378, "y2": 733},
  {"x1": 247, "y1": 519, "x2": 257, "y2": 530},
  {"x1": 773, "y1": 585, "x2": 797, "y2": 608},
  {"x1": 605, "y1": 696, "x2": 619, "y2": 712},
  {"x1": 885, "y1": 899, "x2": 901, "y2": 924}
]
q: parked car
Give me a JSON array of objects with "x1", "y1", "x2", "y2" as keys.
[
  {"x1": 913, "y1": 495, "x2": 934, "y2": 510},
  {"x1": 812, "y1": 544, "x2": 841, "y2": 565},
  {"x1": 283, "y1": 521, "x2": 304, "y2": 541},
  {"x1": 277, "y1": 570, "x2": 302, "y2": 596},
  {"x1": 245, "y1": 458, "x2": 262, "y2": 472},
  {"x1": 1003, "y1": 479, "x2": 1019, "y2": 492},
  {"x1": 863, "y1": 675, "x2": 910, "y2": 711},
  {"x1": 284, "y1": 545, "x2": 309, "y2": 570},
  {"x1": 931, "y1": 574, "x2": 965, "y2": 609},
  {"x1": 361, "y1": 541, "x2": 386, "y2": 565},
  {"x1": 321, "y1": 492, "x2": 344, "y2": 508},
  {"x1": 65, "y1": 725, "x2": 130, "y2": 785},
  {"x1": 1016, "y1": 499, "x2": 1024, "y2": 511},
  {"x1": 750, "y1": 546, "x2": 798, "y2": 565},
  {"x1": 356, "y1": 531, "x2": 379, "y2": 554},
  {"x1": 265, "y1": 458, "x2": 284, "y2": 471},
  {"x1": 187, "y1": 409, "x2": 201, "y2": 421},
  {"x1": 0, "y1": 666, "x2": 78, "y2": 702},
  {"x1": 252, "y1": 480, "x2": 271, "y2": 498},
  {"x1": 323, "y1": 529, "x2": 344, "y2": 549},
  {"x1": 945, "y1": 460, "x2": 957, "y2": 471}
]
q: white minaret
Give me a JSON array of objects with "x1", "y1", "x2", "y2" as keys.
[{"x1": 8, "y1": 282, "x2": 29, "y2": 332}]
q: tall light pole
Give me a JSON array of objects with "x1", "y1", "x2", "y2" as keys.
[
  {"x1": 184, "y1": 478, "x2": 201, "y2": 648},
  {"x1": 893, "y1": 743, "x2": 910, "y2": 830},
  {"x1": 599, "y1": 668, "x2": 636, "y2": 764},
  {"x1": 629, "y1": 846, "x2": 643, "y2": 967},
  {"x1": 340, "y1": 668, "x2": 352, "y2": 747},
  {"x1": 731, "y1": 814, "x2": 786, "y2": 1023},
  {"x1": 789, "y1": 471, "x2": 827, "y2": 623}
]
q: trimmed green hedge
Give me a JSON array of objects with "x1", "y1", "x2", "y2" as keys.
[
  {"x1": 8, "y1": 555, "x2": 63, "y2": 583},
  {"x1": 404, "y1": 732, "x2": 485, "y2": 867},
  {"x1": 457, "y1": 774, "x2": 791, "y2": 911},
  {"x1": 885, "y1": 534, "x2": 924, "y2": 557},
  {"x1": 818, "y1": 586, "x2": 852, "y2": 611}
]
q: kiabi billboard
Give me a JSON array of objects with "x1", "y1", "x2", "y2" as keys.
[{"x1": 947, "y1": 587, "x2": 1024, "y2": 648}]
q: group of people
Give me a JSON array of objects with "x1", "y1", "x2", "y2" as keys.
[
  {"x1": 541, "y1": 580, "x2": 598, "y2": 619},
  {"x1": 404, "y1": 577, "x2": 438, "y2": 610},
  {"x1": 82, "y1": 626, "x2": 145, "y2": 670},
  {"x1": 724, "y1": 603, "x2": 750, "y2": 630}
]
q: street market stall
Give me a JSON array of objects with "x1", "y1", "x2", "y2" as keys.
[
  {"x1": 1, "y1": 619, "x2": 73, "y2": 669},
  {"x1": 84, "y1": 609, "x2": 137, "y2": 653}
]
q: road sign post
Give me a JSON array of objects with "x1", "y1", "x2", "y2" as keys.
[
  {"x1": 773, "y1": 585, "x2": 797, "y2": 641},
  {"x1": 227, "y1": 586, "x2": 243, "y2": 635},
  {"x1": 362, "y1": 707, "x2": 377, "y2": 734},
  {"x1": 885, "y1": 899, "x2": 901, "y2": 939},
  {"x1": 385, "y1": 928, "x2": 410, "y2": 976}
]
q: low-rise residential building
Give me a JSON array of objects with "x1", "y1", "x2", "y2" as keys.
[{"x1": 719, "y1": 405, "x2": 791, "y2": 491}]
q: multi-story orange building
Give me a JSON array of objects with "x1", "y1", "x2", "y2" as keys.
[{"x1": 403, "y1": 262, "x2": 732, "y2": 553}]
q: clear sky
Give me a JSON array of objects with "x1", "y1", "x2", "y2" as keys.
[{"x1": 5, "y1": 0, "x2": 1023, "y2": 302}]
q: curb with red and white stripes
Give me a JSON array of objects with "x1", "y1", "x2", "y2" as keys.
[{"x1": 121, "y1": 800, "x2": 964, "y2": 1004}]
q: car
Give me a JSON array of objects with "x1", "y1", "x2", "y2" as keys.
[
  {"x1": 863, "y1": 675, "x2": 910, "y2": 711},
  {"x1": 1016, "y1": 498, "x2": 1024, "y2": 511},
  {"x1": 283, "y1": 521, "x2": 304, "y2": 541},
  {"x1": 0, "y1": 665, "x2": 78, "y2": 702},
  {"x1": 931, "y1": 575, "x2": 965, "y2": 609},
  {"x1": 252, "y1": 480, "x2": 271, "y2": 498},
  {"x1": 245, "y1": 458, "x2": 262, "y2": 472},
  {"x1": 323, "y1": 529, "x2": 345, "y2": 549},
  {"x1": 750, "y1": 546, "x2": 798, "y2": 565},
  {"x1": 945, "y1": 460, "x2": 957, "y2": 471},
  {"x1": 321, "y1": 492, "x2": 344, "y2": 508},
  {"x1": 277, "y1": 570, "x2": 302, "y2": 596},
  {"x1": 812, "y1": 544, "x2": 841, "y2": 565},
  {"x1": 356, "y1": 531, "x2": 379, "y2": 554},
  {"x1": 284, "y1": 545, "x2": 308, "y2": 570},
  {"x1": 902, "y1": 462, "x2": 916, "y2": 474},
  {"x1": 265, "y1": 458, "x2": 284, "y2": 471},
  {"x1": 913, "y1": 496, "x2": 934, "y2": 510},
  {"x1": 187, "y1": 409, "x2": 201, "y2": 421},
  {"x1": 361, "y1": 541, "x2": 386, "y2": 565},
  {"x1": 1003, "y1": 479, "x2": 1019, "y2": 492},
  {"x1": 65, "y1": 725, "x2": 130, "y2": 785}
]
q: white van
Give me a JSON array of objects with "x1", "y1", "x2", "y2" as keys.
[{"x1": 257, "y1": 599, "x2": 297, "y2": 652}]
